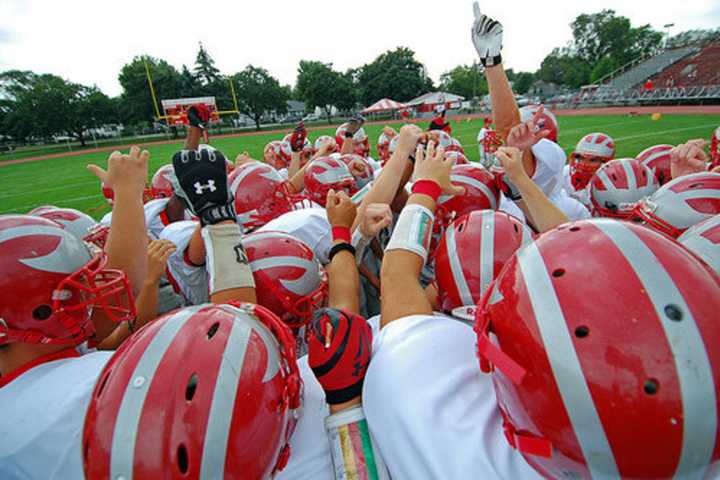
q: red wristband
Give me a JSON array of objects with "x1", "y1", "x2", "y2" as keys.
[
  {"x1": 332, "y1": 226, "x2": 352, "y2": 243},
  {"x1": 412, "y1": 179, "x2": 442, "y2": 202}
]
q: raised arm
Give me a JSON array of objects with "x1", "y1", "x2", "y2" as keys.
[{"x1": 325, "y1": 190, "x2": 361, "y2": 314}]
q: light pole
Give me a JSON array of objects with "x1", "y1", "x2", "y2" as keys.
[{"x1": 663, "y1": 23, "x2": 675, "y2": 49}]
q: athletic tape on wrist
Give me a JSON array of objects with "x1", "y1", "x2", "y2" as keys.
[
  {"x1": 411, "y1": 179, "x2": 442, "y2": 202},
  {"x1": 201, "y1": 223, "x2": 255, "y2": 295},
  {"x1": 351, "y1": 227, "x2": 370, "y2": 264},
  {"x1": 325, "y1": 405, "x2": 390, "y2": 480},
  {"x1": 385, "y1": 204, "x2": 434, "y2": 263}
]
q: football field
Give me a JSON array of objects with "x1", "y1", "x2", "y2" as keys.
[{"x1": 0, "y1": 113, "x2": 718, "y2": 219}]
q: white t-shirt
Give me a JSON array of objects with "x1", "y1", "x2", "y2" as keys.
[
  {"x1": 258, "y1": 208, "x2": 333, "y2": 265},
  {"x1": 363, "y1": 314, "x2": 541, "y2": 480},
  {"x1": 276, "y1": 356, "x2": 333, "y2": 480},
  {"x1": 0, "y1": 352, "x2": 112, "y2": 480}
]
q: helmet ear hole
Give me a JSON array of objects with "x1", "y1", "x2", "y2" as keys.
[
  {"x1": 32, "y1": 305, "x2": 52, "y2": 321},
  {"x1": 177, "y1": 444, "x2": 189, "y2": 474}
]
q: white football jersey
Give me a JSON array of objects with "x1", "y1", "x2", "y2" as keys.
[
  {"x1": 561, "y1": 164, "x2": 592, "y2": 208},
  {"x1": 160, "y1": 220, "x2": 209, "y2": 305},
  {"x1": 363, "y1": 314, "x2": 541, "y2": 480},
  {"x1": 144, "y1": 198, "x2": 193, "y2": 240},
  {"x1": 530, "y1": 139, "x2": 565, "y2": 197},
  {"x1": 0, "y1": 351, "x2": 112, "y2": 479},
  {"x1": 258, "y1": 208, "x2": 333, "y2": 265}
]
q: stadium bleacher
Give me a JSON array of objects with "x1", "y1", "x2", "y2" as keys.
[
  {"x1": 605, "y1": 46, "x2": 699, "y2": 91},
  {"x1": 649, "y1": 41, "x2": 720, "y2": 88}
]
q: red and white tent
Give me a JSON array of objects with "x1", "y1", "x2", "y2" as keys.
[{"x1": 360, "y1": 98, "x2": 407, "y2": 115}]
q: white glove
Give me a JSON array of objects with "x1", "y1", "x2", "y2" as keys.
[{"x1": 471, "y1": 2, "x2": 504, "y2": 67}]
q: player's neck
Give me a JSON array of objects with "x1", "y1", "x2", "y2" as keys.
[{"x1": 0, "y1": 343, "x2": 67, "y2": 377}]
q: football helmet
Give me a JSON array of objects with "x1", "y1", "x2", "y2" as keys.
[
  {"x1": 678, "y1": 214, "x2": 720, "y2": 274},
  {"x1": 589, "y1": 159, "x2": 659, "y2": 218},
  {"x1": 243, "y1": 231, "x2": 328, "y2": 327},
  {"x1": 435, "y1": 210, "x2": 533, "y2": 319},
  {"x1": 377, "y1": 132, "x2": 393, "y2": 163},
  {"x1": 569, "y1": 133, "x2": 616, "y2": 190},
  {"x1": 0, "y1": 215, "x2": 134, "y2": 345},
  {"x1": 31, "y1": 206, "x2": 108, "y2": 248},
  {"x1": 436, "y1": 164, "x2": 501, "y2": 226},
  {"x1": 476, "y1": 218, "x2": 720, "y2": 479},
  {"x1": 150, "y1": 164, "x2": 176, "y2": 199},
  {"x1": 83, "y1": 302, "x2": 302, "y2": 479},
  {"x1": 228, "y1": 162, "x2": 295, "y2": 233},
  {"x1": 314, "y1": 135, "x2": 338, "y2": 153},
  {"x1": 447, "y1": 136, "x2": 465, "y2": 154},
  {"x1": 264, "y1": 140, "x2": 293, "y2": 170},
  {"x1": 304, "y1": 157, "x2": 358, "y2": 207},
  {"x1": 636, "y1": 144, "x2": 674, "y2": 185},
  {"x1": 477, "y1": 127, "x2": 502, "y2": 170},
  {"x1": 283, "y1": 132, "x2": 314, "y2": 157},
  {"x1": 634, "y1": 172, "x2": 720, "y2": 238},
  {"x1": 27, "y1": 205, "x2": 59, "y2": 216},
  {"x1": 335, "y1": 124, "x2": 370, "y2": 157},
  {"x1": 338, "y1": 153, "x2": 373, "y2": 189},
  {"x1": 519, "y1": 105, "x2": 558, "y2": 143}
]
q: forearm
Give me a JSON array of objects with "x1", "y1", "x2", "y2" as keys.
[
  {"x1": 106, "y1": 186, "x2": 147, "y2": 296},
  {"x1": 287, "y1": 151, "x2": 302, "y2": 179},
  {"x1": 340, "y1": 137, "x2": 354, "y2": 154},
  {"x1": 353, "y1": 150, "x2": 411, "y2": 230},
  {"x1": 513, "y1": 176, "x2": 568, "y2": 232},
  {"x1": 485, "y1": 65, "x2": 520, "y2": 141},
  {"x1": 184, "y1": 126, "x2": 202, "y2": 150},
  {"x1": 328, "y1": 245, "x2": 360, "y2": 314}
]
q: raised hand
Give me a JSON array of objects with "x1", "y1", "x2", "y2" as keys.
[
  {"x1": 187, "y1": 104, "x2": 211, "y2": 129},
  {"x1": 359, "y1": 203, "x2": 393, "y2": 238},
  {"x1": 413, "y1": 141, "x2": 465, "y2": 196},
  {"x1": 88, "y1": 146, "x2": 149, "y2": 198},
  {"x1": 671, "y1": 140, "x2": 710, "y2": 179},
  {"x1": 471, "y1": 2, "x2": 504, "y2": 67},
  {"x1": 506, "y1": 105, "x2": 551, "y2": 151},
  {"x1": 289, "y1": 121, "x2": 308, "y2": 152},
  {"x1": 326, "y1": 189, "x2": 357, "y2": 229},
  {"x1": 145, "y1": 239, "x2": 177, "y2": 285}
]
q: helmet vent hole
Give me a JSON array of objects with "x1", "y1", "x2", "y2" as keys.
[
  {"x1": 689, "y1": 183, "x2": 701, "y2": 189},
  {"x1": 457, "y1": 222, "x2": 465, "y2": 232},
  {"x1": 569, "y1": 226, "x2": 581, "y2": 232},
  {"x1": 185, "y1": 373, "x2": 198, "y2": 402},
  {"x1": 611, "y1": 174, "x2": 617, "y2": 181},
  {"x1": 207, "y1": 322, "x2": 220, "y2": 339},
  {"x1": 513, "y1": 224, "x2": 519, "y2": 233},
  {"x1": 32, "y1": 305, "x2": 52, "y2": 321},
  {"x1": 575, "y1": 326, "x2": 590, "y2": 338},
  {"x1": 177, "y1": 444, "x2": 189, "y2": 474},
  {"x1": 644, "y1": 378, "x2": 660, "y2": 395},
  {"x1": 552, "y1": 268, "x2": 565, "y2": 278},
  {"x1": 664, "y1": 304, "x2": 683, "y2": 322}
]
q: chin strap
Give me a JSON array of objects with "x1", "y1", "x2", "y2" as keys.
[{"x1": 499, "y1": 407, "x2": 553, "y2": 459}]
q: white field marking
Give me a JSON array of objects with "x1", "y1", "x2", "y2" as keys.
[{"x1": 0, "y1": 194, "x2": 101, "y2": 214}]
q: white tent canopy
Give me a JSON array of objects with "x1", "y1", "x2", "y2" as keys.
[
  {"x1": 405, "y1": 91, "x2": 465, "y2": 107},
  {"x1": 360, "y1": 98, "x2": 407, "y2": 114}
]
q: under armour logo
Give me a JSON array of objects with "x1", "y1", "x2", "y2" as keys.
[{"x1": 194, "y1": 180, "x2": 217, "y2": 194}]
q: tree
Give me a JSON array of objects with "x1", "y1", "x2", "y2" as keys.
[
  {"x1": 232, "y1": 65, "x2": 289, "y2": 130},
  {"x1": 194, "y1": 43, "x2": 221, "y2": 85},
  {"x1": 439, "y1": 64, "x2": 487, "y2": 99},
  {"x1": 179, "y1": 65, "x2": 202, "y2": 96},
  {"x1": 537, "y1": 48, "x2": 592, "y2": 88},
  {"x1": 513, "y1": 72, "x2": 535, "y2": 95},
  {"x1": 296, "y1": 61, "x2": 356, "y2": 123},
  {"x1": 356, "y1": 47, "x2": 433, "y2": 105},
  {"x1": 118, "y1": 55, "x2": 182, "y2": 124}
]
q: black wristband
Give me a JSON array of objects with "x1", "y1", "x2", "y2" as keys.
[
  {"x1": 344, "y1": 131, "x2": 354, "y2": 139},
  {"x1": 328, "y1": 242, "x2": 356, "y2": 262},
  {"x1": 199, "y1": 203, "x2": 237, "y2": 226},
  {"x1": 480, "y1": 54, "x2": 503, "y2": 68}
]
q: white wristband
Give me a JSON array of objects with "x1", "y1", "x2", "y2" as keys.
[
  {"x1": 201, "y1": 223, "x2": 255, "y2": 296},
  {"x1": 385, "y1": 204, "x2": 434, "y2": 263}
]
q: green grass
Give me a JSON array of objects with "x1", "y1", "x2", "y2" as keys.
[{"x1": 0, "y1": 113, "x2": 718, "y2": 219}]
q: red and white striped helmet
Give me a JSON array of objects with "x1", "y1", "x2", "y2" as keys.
[
  {"x1": 338, "y1": 153, "x2": 373, "y2": 189},
  {"x1": 377, "y1": 132, "x2": 393, "y2": 164},
  {"x1": 520, "y1": 105, "x2": 558, "y2": 143},
  {"x1": 447, "y1": 136, "x2": 465, "y2": 154},
  {"x1": 710, "y1": 127, "x2": 720, "y2": 168},
  {"x1": 265, "y1": 140, "x2": 293, "y2": 169},
  {"x1": 477, "y1": 127, "x2": 502, "y2": 170},
  {"x1": 83, "y1": 302, "x2": 302, "y2": 479},
  {"x1": 150, "y1": 164, "x2": 176, "y2": 199},
  {"x1": 476, "y1": 218, "x2": 720, "y2": 479},
  {"x1": 282, "y1": 132, "x2": 313, "y2": 157},
  {"x1": 436, "y1": 164, "x2": 501, "y2": 226},
  {"x1": 435, "y1": 210, "x2": 533, "y2": 319},
  {"x1": 445, "y1": 150, "x2": 469, "y2": 166},
  {"x1": 31, "y1": 207, "x2": 102, "y2": 244},
  {"x1": 569, "y1": 133, "x2": 616, "y2": 190},
  {"x1": 335, "y1": 124, "x2": 370, "y2": 157},
  {"x1": 314, "y1": 135, "x2": 338, "y2": 153},
  {"x1": 243, "y1": 231, "x2": 328, "y2": 328},
  {"x1": 589, "y1": 159, "x2": 659, "y2": 218},
  {"x1": 304, "y1": 157, "x2": 358, "y2": 207},
  {"x1": 678, "y1": 214, "x2": 720, "y2": 273},
  {"x1": 429, "y1": 130, "x2": 455, "y2": 150},
  {"x1": 634, "y1": 172, "x2": 720, "y2": 238},
  {"x1": 228, "y1": 162, "x2": 295, "y2": 233},
  {"x1": 636, "y1": 144, "x2": 674, "y2": 185}
]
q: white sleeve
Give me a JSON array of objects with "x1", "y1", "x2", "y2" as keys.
[
  {"x1": 531, "y1": 139, "x2": 566, "y2": 197},
  {"x1": 160, "y1": 221, "x2": 209, "y2": 305}
]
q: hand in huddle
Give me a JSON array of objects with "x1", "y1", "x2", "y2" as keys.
[
  {"x1": 359, "y1": 203, "x2": 393, "y2": 238},
  {"x1": 88, "y1": 146, "x2": 149, "y2": 198},
  {"x1": 413, "y1": 141, "x2": 465, "y2": 196},
  {"x1": 506, "y1": 105, "x2": 551, "y2": 152},
  {"x1": 671, "y1": 139, "x2": 711, "y2": 179},
  {"x1": 145, "y1": 239, "x2": 177, "y2": 285},
  {"x1": 326, "y1": 189, "x2": 357, "y2": 229}
]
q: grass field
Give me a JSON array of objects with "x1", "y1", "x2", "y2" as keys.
[{"x1": 0, "y1": 113, "x2": 718, "y2": 219}]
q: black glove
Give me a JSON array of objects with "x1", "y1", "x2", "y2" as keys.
[{"x1": 172, "y1": 149, "x2": 235, "y2": 226}]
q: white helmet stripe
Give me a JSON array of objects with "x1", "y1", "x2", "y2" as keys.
[
  {"x1": 596, "y1": 168, "x2": 616, "y2": 193},
  {"x1": 594, "y1": 221, "x2": 717, "y2": 478},
  {"x1": 445, "y1": 224, "x2": 474, "y2": 307},
  {"x1": 200, "y1": 308, "x2": 253, "y2": 480},
  {"x1": 110, "y1": 305, "x2": 204, "y2": 479},
  {"x1": 621, "y1": 161, "x2": 637, "y2": 190},
  {"x1": 518, "y1": 242, "x2": 620, "y2": 478},
  {"x1": 479, "y1": 211, "x2": 495, "y2": 296}
]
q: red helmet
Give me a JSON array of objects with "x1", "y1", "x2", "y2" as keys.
[
  {"x1": 243, "y1": 231, "x2": 328, "y2": 327},
  {"x1": 314, "y1": 135, "x2": 338, "y2": 153},
  {"x1": 711, "y1": 127, "x2": 719, "y2": 168},
  {"x1": 338, "y1": 153, "x2": 373, "y2": 189},
  {"x1": 283, "y1": 133, "x2": 314, "y2": 157},
  {"x1": 634, "y1": 172, "x2": 720, "y2": 238},
  {"x1": 27, "y1": 205, "x2": 59, "y2": 215},
  {"x1": 265, "y1": 140, "x2": 293, "y2": 169},
  {"x1": 445, "y1": 150, "x2": 469, "y2": 166},
  {"x1": 435, "y1": 210, "x2": 533, "y2": 319},
  {"x1": 436, "y1": 164, "x2": 501, "y2": 226},
  {"x1": 0, "y1": 215, "x2": 134, "y2": 345},
  {"x1": 31, "y1": 206, "x2": 106, "y2": 247},
  {"x1": 447, "y1": 136, "x2": 465, "y2": 154},
  {"x1": 101, "y1": 184, "x2": 154, "y2": 205},
  {"x1": 377, "y1": 132, "x2": 393, "y2": 163},
  {"x1": 477, "y1": 127, "x2": 502, "y2": 170},
  {"x1": 678, "y1": 214, "x2": 720, "y2": 273},
  {"x1": 83, "y1": 302, "x2": 302, "y2": 480},
  {"x1": 636, "y1": 144, "x2": 674, "y2": 185},
  {"x1": 228, "y1": 162, "x2": 295, "y2": 233},
  {"x1": 476, "y1": 218, "x2": 720, "y2": 479},
  {"x1": 335, "y1": 124, "x2": 370, "y2": 157},
  {"x1": 589, "y1": 159, "x2": 659, "y2": 218},
  {"x1": 150, "y1": 164, "x2": 176, "y2": 199},
  {"x1": 569, "y1": 133, "x2": 616, "y2": 190},
  {"x1": 428, "y1": 130, "x2": 455, "y2": 150},
  {"x1": 304, "y1": 157, "x2": 358, "y2": 207},
  {"x1": 519, "y1": 105, "x2": 558, "y2": 143}
]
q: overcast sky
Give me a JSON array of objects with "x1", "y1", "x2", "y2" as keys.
[{"x1": 1, "y1": 0, "x2": 718, "y2": 98}]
